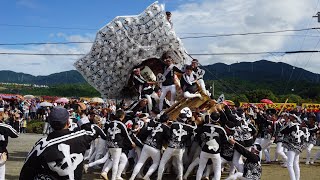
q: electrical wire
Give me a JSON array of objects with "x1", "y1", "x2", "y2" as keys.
[
  {"x1": 1, "y1": 27, "x2": 320, "y2": 46},
  {"x1": 1, "y1": 50, "x2": 320, "y2": 56}
]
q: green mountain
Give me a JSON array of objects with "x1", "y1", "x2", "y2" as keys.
[
  {"x1": 0, "y1": 60, "x2": 319, "y2": 100},
  {"x1": 0, "y1": 70, "x2": 86, "y2": 85}
]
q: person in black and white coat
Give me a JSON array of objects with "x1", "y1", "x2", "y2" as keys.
[
  {"x1": 226, "y1": 138, "x2": 262, "y2": 180},
  {"x1": 158, "y1": 54, "x2": 184, "y2": 111},
  {"x1": 180, "y1": 65, "x2": 202, "y2": 99},
  {"x1": 0, "y1": 109, "x2": 19, "y2": 180},
  {"x1": 191, "y1": 59, "x2": 209, "y2": 96},
  {"x1": 195, "y1": 111, "x2": 229, "y2": 180},
  {"x1": 280, "y1": 114, "x2": 305, "y2": 180},
  {"x1": 129, "y1": 113, "x2": 171, "y2": 180},
  {"x1": 304, "y1": 114, "x2": 318, "y2": 165},
  {"x1": 157, "y1": 107, "x2": 195, "y2": 180},
  {"x1": 104, "y1": 109, "x2": 136, "y2": 180},
  {"x1": 272, "y1": 113, "x2": 288, "y2": 166},
  {"x1": 19, "y1": 107, "x2": 106, "y2": 180}
]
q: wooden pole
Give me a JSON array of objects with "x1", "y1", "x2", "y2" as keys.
[{"x1": 278, "y1": 98, "x2": 289, "y2": 116}]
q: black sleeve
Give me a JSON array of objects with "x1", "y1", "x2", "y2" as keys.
[
  {"x1": 234, "y1": 143, "x2": 259, "y2": 162},
  {"x1": 173, "y1": 66, "x2": 184, "y2": 74},
  {"x1": 133, "y1": 75, "x2": 147, "y2": 85},
  {"x1": 6, "y1": 126, "x2": 19, "y2": 138},
  {"x1": 309, "y1": 125, "x2": 318, "y2": 133},
  {"x1": 280, "y1": 124, "x2": 291, "y2": 135},
  {"x1": 119, "y1": 123, "x2": 134, "y2": 145}
]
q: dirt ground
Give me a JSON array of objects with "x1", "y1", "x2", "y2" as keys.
[{"x1": 6, "y1": 133, "x2": 320, "y2": 180}]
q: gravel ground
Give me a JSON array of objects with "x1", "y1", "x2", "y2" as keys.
[{"x1": 5, "y1": 133, "x2": 320, "y2": 180}]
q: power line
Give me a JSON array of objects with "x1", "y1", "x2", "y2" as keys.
[
  {"x1": 180, "y1": 27, "x2": 320, "y2": 39},
  {"x1": 1, "y1": 27, "x2": 320, "y2": 46},
  {"x1": 1, "y1": 50, "x2": 320, "y2": 56},
  {"x1": 283, "y1": 0, "x2": 320, "y2": 94}
]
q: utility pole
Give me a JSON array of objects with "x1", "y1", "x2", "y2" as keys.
[{"x1": 313, "y1": 12, "x2": 320, "y2": 22}]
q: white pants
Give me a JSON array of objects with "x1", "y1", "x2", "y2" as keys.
[
  {"x1": 183, "y1": 157, "x2": 199, "y2": 179},
  {"x1": 196, "y1": 151, "x2": 221, "y2": 180},
  {"x1": 159, "y1": 85, "x2": 176, "y2": 111},
  {"x1": 145, "y1": 94, "x2": 152, "y2": 113},
  {"x1": 109, "y1": 148, "x2": 128, "y2": 180},
  {"x1": 231, "y1": 150, "x2": 244, "y2": 173},
  {"x1": 157, "y1": 148, "x2": 184, "y2": 180},
  {"x1": 0, "y1": 163, "x2": 5, "y2": 180},
  {"x1": 255, "y1": 138, "x2": 271, "y2": 162},
  {"x1": 183, "y1": 91, "x2": 201, "y2": 99},
  {"x1": 286, "y1": 150, "x2": 300, "y2": 180},
  {"x1": 130, "y1": 145, "x2": 161, "y2": 180},
  {"x1": 102, "y1": 157, "x2": 113, "y2": 173},
  {"x1": 198, "y1": 79, "x2": 207, "y2": 95},
  {"x1": 226, "y1": 172, "x2": 249, "y2": 180},
  {"x1": 275, "y1": 142, "x2": 288, "y2": 162},
  {"x1": 305, "y1": 143, "x2": 314, "y2": 163},
  {"x1": 88, "y1": 151, "x2": 109, "y2": 168}
]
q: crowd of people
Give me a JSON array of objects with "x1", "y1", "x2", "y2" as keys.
[
  {"x1": 2, "y1": 57, "x2": 318, "y2": 180},
  {"x1": 11, "y1": 97, "x2": 319, "y2": 180}
]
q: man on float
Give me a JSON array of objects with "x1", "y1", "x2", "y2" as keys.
[
  {"x1": 191, "y1": 59, "x2": 209, "y2": 96},
  {"x1": 132, "y1": 68, "x2": 155, "y2": 100},
  {"x1": 180, "y1": 65, "x2": 202, "y2": 99},
  {"x1": 158, "y1": 55, "x2": 184, "y2": 111}
]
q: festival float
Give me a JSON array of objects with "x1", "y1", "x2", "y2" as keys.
[{"x1": 74, "y1": 1, "x2": 215, "y2": 119}]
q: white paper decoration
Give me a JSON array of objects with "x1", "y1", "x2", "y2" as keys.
[{"x1": 74, "y1": 1, "x2": 187, "y2": 98}]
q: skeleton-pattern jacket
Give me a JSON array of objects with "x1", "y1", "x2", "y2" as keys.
[
  {"x1": 196, "y1": 123, "x2": 229, "y2": 154},
  {"x1": 281, "y1": 122, "x2": 305, "y2": 153},
  {"x1": 19, "y1": 124, "x2": 105, "y2": 180},
  {"x1": 234, "y1": 143, "x2": 262, "y2": 180},
  {"x1": 0, "y1": 123, "x2": 19, "y2": 154},
  {"x1": 104, "y1": 120, "x2": 134, "y2": 149},
  {"x1": 168, "y1": 121, "x2": 195, "y2": 149},
  {"x1": 180, "y1": 73, "x2": 198, "y2": 93},
  {"x1": 306, "y1": 123, "x2": 318, "y2": 145},
  {"x1": 144, "y1": 122, "x2": 170, "y2": 149},
  {"x1": 192, "y1": 67, "x2": 205, "y2": 80}
]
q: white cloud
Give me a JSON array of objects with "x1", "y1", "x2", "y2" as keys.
[
  {"x1": 172, "y1": 0, "x2": 320, "y2": 73},
  {"x1": 0, "y1": 33, "x2": 94, "y2": 76},
  {"x1": 3, "y1": 0, "x2": 320, "y2": 76}
]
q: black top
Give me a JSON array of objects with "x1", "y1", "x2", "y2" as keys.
[
  {"x1": 104, "y1": 120, "x2": 134, "y2": 148},
  {"x1": 180, "y1": 73, "x2": 198, "y2": 93},
  {"x1": 168, "y1": 121, "x2": 195, "y2": 149},
  {"x1": 196, "y1": 124, "x2": 229, "y2": 154},
  {"x1": 234, "y1": 143, "x2": 262, "y2": 180},
  {"x1": 0, "y1": 123, "x2": 19, "y2": 153},
  {"x1": 280, "y1": 122, "x2": 305, "y2": 153},
  {"x1": 19, "y1": 124, "x2": 105, "y2": 180},
  {"x1": 144, "y1": 122, "x2": 171, "y2": 149},
  {"x1": 162, "y1": 65, "x2": 183, "y2": 86}
]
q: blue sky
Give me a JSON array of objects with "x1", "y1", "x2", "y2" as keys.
[
  {"x1": 1, "y1": 0, "x2": 180, "y2": 44},
  {"x1": 1, "y1": 0, "x2": 320, "y2": 75}
]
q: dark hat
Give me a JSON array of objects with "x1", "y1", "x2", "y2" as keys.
[
  {"x1": 210, "y1": 112, "x2": 220, "y2": 122},
  {"x1": 159, "y1": 113, "x2": 170, "y2": 123},
  {"x1": 48, "y1": 107, "x2": 69, "y2": 126}
]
